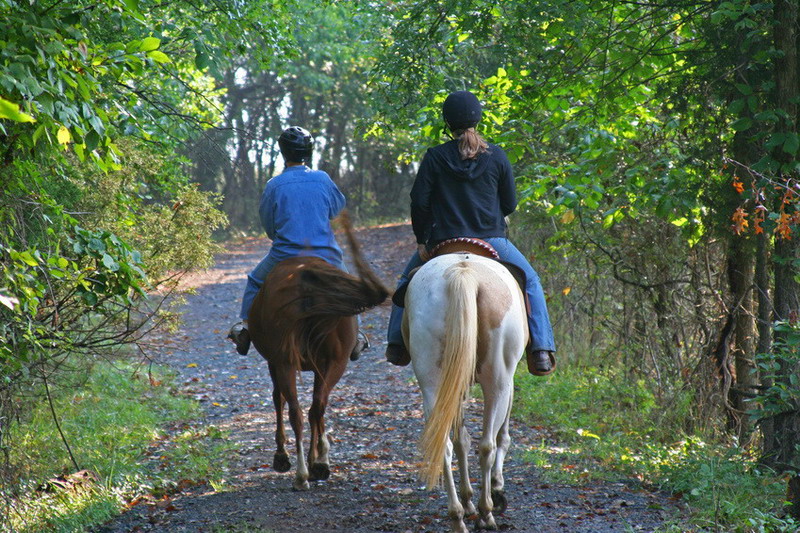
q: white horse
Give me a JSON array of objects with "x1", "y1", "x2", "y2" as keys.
[{"x1": 402, "y1": 252, "x2": 528, "y2": 533}]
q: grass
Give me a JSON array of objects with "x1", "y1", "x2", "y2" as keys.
[
  {"x1": 513, "y1": 363, "x2": 799, "y2": 532},
  {"x1": 5, "y1": 359, "x2": 234, "y2": 533}
]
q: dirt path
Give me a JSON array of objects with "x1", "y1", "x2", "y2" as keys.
[{"x1": 97, "y1": 223, "x2": 679, "y2": 533}]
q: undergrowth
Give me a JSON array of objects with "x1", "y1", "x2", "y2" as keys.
[
  {"x1": 514, "y1": 363, "x2": 798, "y2": 532},
  {"x1": 4, "y1": 360, "x2": 233, "y2": 533}
]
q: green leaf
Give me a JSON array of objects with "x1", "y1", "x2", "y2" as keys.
[
  {"x1": 147, "y1": 50, "x2": 171, "y2": 64},
  {"x1": 195, "y1": 52, "x2": 210, "y2": 70},
  {"x1": 102, "y1": 253, "x2": 119, "y2": 271},
  {"x1": 731, "y1": 117, "x2": 753, "y2": 132},
  {"x1": 139, "y1": 37, "x2": 161, "y2": 52},
  {"x1": 18, "y1": 251, "x2": 39, "y2": 267},
  {"x1": 784, "y1": 133, "x2": 800, "y2": 155},
  {"x1": 0, "y1": 97, "x2": 35, "y2": 123},
  {"x1": 85, "y1": 130, "x2": 100, "y2": 152}
]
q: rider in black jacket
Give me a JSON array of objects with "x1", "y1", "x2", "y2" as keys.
[{"x1": 385, "y1": 90, "x2": 556, "y2": 375}]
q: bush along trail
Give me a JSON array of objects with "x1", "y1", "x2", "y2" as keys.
[{"x1": 96, "y1": 223, "x2": 680, "y2": 533}]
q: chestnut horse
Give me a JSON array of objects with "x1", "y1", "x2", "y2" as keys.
[
  {"x1": 248, "y1": 216, "x2": 388, "y2": 490},
  {"x1": 403, "y1": 252, "x2": 527, "y2": 532}
]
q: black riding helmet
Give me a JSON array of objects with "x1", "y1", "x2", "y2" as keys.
[
  {"x1": 278, "y1": 126, "x2": 313, "y2": 163},
  {"x1": 442, "y1": 90, "x2": 482, "y2": 131}
]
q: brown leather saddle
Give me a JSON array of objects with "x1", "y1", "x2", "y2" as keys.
[{"x1": 392, "y1": 238, "x2": 529, "y2": 310}]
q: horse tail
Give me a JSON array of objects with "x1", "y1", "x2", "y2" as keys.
[
  {"x1": 294, "y1": 211, "x2": 389, "y2": 319},
  {"x1": 339, "y1": 210, "x2": 390, "y2": 308},
  {"x1": 420, "y1": 262, "x2": 478, "y2": 488}
]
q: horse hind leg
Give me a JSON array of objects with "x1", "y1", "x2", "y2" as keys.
[
  {"x1": 289, "y1": 393, "x2": 310, "y2": 490},
  {"x1": 476, "y1": 380, "x2": 515, "y2": 529},
  {"x1": 275, "y1": 365, "x2": 309, "y2": 490},
  {"x1": 308, "y1": 398, "x2": 331, "y2": 482},
  {"x1": 442, "y1": 438, "x2": 470, "y2": 533},
  {"x1": 454, "y1": 424, "x2": 476, "y2": 517},
  {"x1": 490, "y1": 396, "x2": 514, "y2": 514},
  {"x1": 269, "y1": 364, "x2": 291, "y2": 473},
  {"x1": 309, "y1": 337, "x2": 348, "y2": 482}
]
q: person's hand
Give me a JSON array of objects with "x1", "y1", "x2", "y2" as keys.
[{"x1": 418, "y1": 244, "x2": 431, "y2": 262}]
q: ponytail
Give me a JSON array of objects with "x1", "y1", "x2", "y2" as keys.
[{"x1": 453, "y1": 128, "x2": 488, "y2": 160}]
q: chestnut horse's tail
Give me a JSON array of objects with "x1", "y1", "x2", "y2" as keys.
[
  {"x1": 419, "y1": 262, "x2": 478, "y2": 488},
  {"x1": 283, "y1": 212, "x2": 389, "y2": 369},
  {"x1": 296, "y1": 211, "x2": 390, "y2": 318}
]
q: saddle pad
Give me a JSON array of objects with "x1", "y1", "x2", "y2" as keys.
[
  {"x1": 430, "y1": 237, "x2": 499, "y2": 259},
  {"x1": 391, "y1": 258, "x2": 528, "y2": 310}
]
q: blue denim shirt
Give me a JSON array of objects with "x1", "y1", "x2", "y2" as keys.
[{"x1": 259, "y1": 165, "x2": 346, "y2": 264}]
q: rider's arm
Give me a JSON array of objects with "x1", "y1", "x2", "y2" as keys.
[
  {"x1": 327, "y1": 178, "x2": 346, "y2": 220},
  {"x1": 410, "y1": 150, "x2": 434, "y2": 244},
  {"x1": 259, "y1": 182, "x2": 277, "y2": 239},
  {"x1": 497, "y1": 149, "x2": 517, "y2": 217}
]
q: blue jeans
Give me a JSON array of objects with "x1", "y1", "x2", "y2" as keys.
[
  {"x1": 239, "y1": 252, "x2": 348, "y2": 321},
  {"x1": 386, "y1": 237, "x2": 556, "y2": 352}
]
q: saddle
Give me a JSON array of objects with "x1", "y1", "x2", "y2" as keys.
[{"x1": 392, "y1": 238, "x2": 529, "y2": 311}]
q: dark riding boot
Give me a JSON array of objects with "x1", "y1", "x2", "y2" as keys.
[
  {"x1": 228, "y1": 322, "x2": 251, "y2": 356},
  {"x1": 350, "y1": 331, "x2": 370, "y2": 361},
  {"x1": 527, "y1": 347, "x2": 555, "y2": 376},
  {"x1": 385, "y1": 343, "x2": 411, "y2": 366}
]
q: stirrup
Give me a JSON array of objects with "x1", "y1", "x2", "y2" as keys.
[
  {"x1": 350, "y1": 331, "x2": 370, "y2": 361},
  {"x1": 385, "y1": 343, "x2": 410, "y2": 366}
]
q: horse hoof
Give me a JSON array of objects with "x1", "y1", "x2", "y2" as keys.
[
  {"x1": 309, "y1": 462, "x2": 330, "y2": 481},
  {"x1": 491, "y1": 489, "x2": 507, "y2": 513},
  {"x1": 273, "y1": 453, "x2": 291, "y2": 473},
  {"x1": 292, "y1": 479, "x2": 310, "y2": 491},
  {"x1": 476, "y1": 514, "x2": 497, "y2": 530},
  {"x1": 450, "y1": 520, "x2": 469, "y2": 533}
]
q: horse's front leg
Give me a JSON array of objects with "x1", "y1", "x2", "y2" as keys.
[{"x1": 268, "y1": 363, "x2": 291, "y2": 473}]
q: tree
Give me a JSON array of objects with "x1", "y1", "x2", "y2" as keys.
[
  {"x1": 0, "y1": 0, "x2": 288, "y2": 517},
  {"x1": 191, "y1": 0, "x2": 417, "y2": 230}
]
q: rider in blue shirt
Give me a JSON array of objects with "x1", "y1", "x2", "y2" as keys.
[{"x1": 228, "y1": 126, "x2": 368, "y2": 359}]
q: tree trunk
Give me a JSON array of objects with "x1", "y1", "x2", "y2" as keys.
[
  {"x1": 726, "y1": 237, "x2": 756, "y2": 438},
  {"x1": 756, "y1": 230, "x2": 774, "y2": 449},
  {"x1": 763, "y1": 0, "x2": 800, "y2": 517}
]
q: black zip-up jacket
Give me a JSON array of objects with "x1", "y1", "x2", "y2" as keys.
[{"x1": 410, "y1": 139, "x2": 517, "y2": 246}]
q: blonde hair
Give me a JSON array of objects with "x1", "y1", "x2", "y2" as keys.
[{"x1": 453, "y1": 128, "x2": 488, "y2": 160}]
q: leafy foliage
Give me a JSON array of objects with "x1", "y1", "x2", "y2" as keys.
[{"x1": 0, "y1": 1, "x2": 275, "y2": 525}]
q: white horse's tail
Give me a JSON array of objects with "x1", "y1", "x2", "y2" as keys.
[{"x1": 420, "y1": 262, "x2": 478, "y2": 488}]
